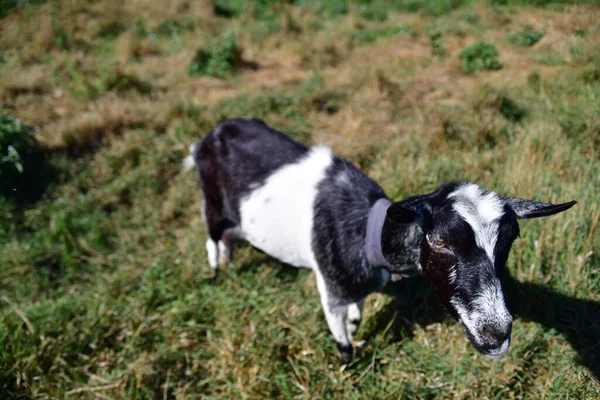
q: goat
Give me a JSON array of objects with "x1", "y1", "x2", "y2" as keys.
[{"x1": 184, "y1": 118, "x2": 576, "y2": 362}]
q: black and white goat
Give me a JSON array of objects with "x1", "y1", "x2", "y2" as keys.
[{"x1": 183, "y1": 118, "x2": 576, "y2": 362}]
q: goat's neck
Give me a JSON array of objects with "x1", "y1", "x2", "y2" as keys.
[{"x1": 380, "y1": 220, "x2": 423, "y2": 271}]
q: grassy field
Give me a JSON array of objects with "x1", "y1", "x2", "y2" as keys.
[{"x1": 1, "y1": 0, "x2": 599, "y2": 398}]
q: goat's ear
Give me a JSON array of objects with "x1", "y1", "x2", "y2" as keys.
[
  {"x1": 387, "y1": 202, "x2": 432, "y2": 228},
  {"x1": 504, "y1": 197, "x2": 577, "y2": 219}
]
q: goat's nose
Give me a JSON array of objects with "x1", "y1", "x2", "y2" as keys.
[{"x1": 481, "y1": 323, "x2": 511, "y2": 348}]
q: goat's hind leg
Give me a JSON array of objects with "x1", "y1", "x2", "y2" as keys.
[
  {"x1": 218, "y1": 226, "x2": 243, "y2": 266},
  {"x1": 201, "y1": 198, "x2": 222, "y2": 273}
]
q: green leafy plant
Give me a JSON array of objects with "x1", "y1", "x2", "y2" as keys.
[
  {"x1": 212, "y1": 0, "x2": 248, "y2": 17},
  {"x1": 189, "y1": 31, "x2": 240, "y2": 79},
  {"x1": 459, "y1": 41, "x2": 502, "y2": 73},
  {"x1": 508, "y1": 25, "x2": 545, "y2": 47}
]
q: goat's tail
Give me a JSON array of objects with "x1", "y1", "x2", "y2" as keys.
[{"x1": 182, "y1": 142, "x2": 199, "y2": 172}]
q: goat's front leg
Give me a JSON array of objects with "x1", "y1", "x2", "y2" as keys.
[
  {"x1": 315, "y1": 272, "x2": 352, "y2": 363},
  {"x1": 346, "y1": 299, "x2": 365, "y2": 342}
]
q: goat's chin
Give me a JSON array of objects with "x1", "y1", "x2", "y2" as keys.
[
  {"x1": 461, "y1": 323, "x2": 511, "y2": 357},
  {"x1": 474, "y1": 337, "x2": 511, "y2": 357}
]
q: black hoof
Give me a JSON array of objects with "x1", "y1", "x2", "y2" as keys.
[{"x1": 336, "y1": 342, "x2": 353, "y2": 364}]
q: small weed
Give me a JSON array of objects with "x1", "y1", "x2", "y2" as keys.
[
  {"x1": 527, "y1": 70, "x2": 542, "y2": 92},
  {"x1": 534, "y1": 50, "x2": 568, "y2": 66},
  {"x1": 474, "y1": 85, "x2": 527, "y2": 122},
  {"x1": 189, "y1": 31, "x2": 240, "y2": 79},
  {"x1": 319, "y1": 0, "x2": 349, "y2": 18},
  {"x1": 499, "y1": 96, "x2": 526, "y2": 122},
  {"x1": 104, "y1": 68, "x2": 153, "y2": 95},
  {"x1": 310, "y1": 90, "x2": 347, "y2": 114},
  {"x1": 93, "y1": 21, "x2": 123, "y2": 40},
  {"x1": 397, "y1": 0, "x2": 471, "y2": 17},
  {"x1": 461, "y1": 9, "x2": 479, "y2": 24},
  {"x1": 428, "y1": 31, "x2": 446, "y2": 57},
  {"x1": 217, "y1": 92, "x2": 296, "y2": 120},
  {"x1": 0, "y1": 0, "x2": 45, "y2": 18},
  {"x1": 508, "y1": 25, "x2": 545, "y2": 47},
  {"x1": 573, "y1": 29, "x2": 587, "y2": 37},
  {"x1": 569, "y1": 45, "x2": 584, "y2": 62},
  {"x1": 357, "y1": 1, "x2": 389, "y2": 21},
  {"x1": 350, "y1": 25, "x2": 411, "y2": 44},
  {"x1": 490, "y1": 0, "x2": 596, "y2": 6},
  {"x1": 580, "y1": 66, "x2": 600, "y2": 84},
  {"x1": 133, "y1": 19, "x2": 149, "y2": 38},
  {"x1": 212, "y1": 0, "x2": 248, "y2": 17},
  {"x1": 212, "y1": 0, "x2": 293, "y2": 22},
  {"x1": 459, "y1": 41, "x2": 502, "y2": 73},
  {"x1": 558, "y1": 99, "x2": 600, "y2": 147},
  {"x1": 156, "y1": 18, "x2": 196, "y2": 38}
]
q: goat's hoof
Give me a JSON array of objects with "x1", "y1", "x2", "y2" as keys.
[{"x1": 336, "y1": 342, "x2": 353, "y2": 364}]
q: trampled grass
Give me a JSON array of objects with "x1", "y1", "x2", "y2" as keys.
[{"x1": 1, "y1": 0, "x2": 599, "y2": 398}]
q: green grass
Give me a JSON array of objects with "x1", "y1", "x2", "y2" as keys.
[
  {"x1": 508, "y1": 25, "x2": 546, "y2": 47},
  {"x1": 189, "y1": 31, "x2": 240, "y2": 79},
  {"x1": 459, "y1": 41, "x2": 503, "y2": 73},
  {"x1": 1, "y1": 0, "x2": 600, "y2": 398}
]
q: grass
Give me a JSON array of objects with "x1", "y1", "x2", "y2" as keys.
[
  {"x1": 1, "y1": 0, "x2": 600, "y2": 398},
  {"x1": 188, "y1": 31, "x2": 240, "y2": 79}
]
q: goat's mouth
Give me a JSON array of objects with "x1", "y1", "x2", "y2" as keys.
[{"x1": 459, "y1": 320, "x2": 512, "y2": 357}]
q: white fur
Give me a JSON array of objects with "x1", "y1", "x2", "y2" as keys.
[
  {"x1": 346, "y1": 299, "x2": 365, "y2": 341},
  {"x1": 487, "y1": 335, "x2": 511, "y2": 357},
  {"x1": 451, "y1": 280, "x2": 512, "y2": 353},
  {"x1": 315, "y1": 268, "x2": 350, "y2": 347},
  {"x1": 448, "y1": 264, "x2": 457, "y2": 284},
  {"x1": 206, "y1": 239, "x2": 218, "y2": 270},
  {"x1": 183, "y1": 143, "x2": 198, "y2": 172},
  {"x1": 239, "y1": 146, "x2": 333, "y2": 268},
  {"x1": 449, "y1": 183, "x2": 505, "y2": 262}
]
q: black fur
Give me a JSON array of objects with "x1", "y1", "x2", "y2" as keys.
[
  {"x1": 312, "y1": 157, "x2": 388, "y2": 305},
  {"x1": 194, "y1": 118, "x2": 308, "y2": 241}
]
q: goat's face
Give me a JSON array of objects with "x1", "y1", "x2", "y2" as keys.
[
  {"x1": 387, "y1": 183, "x2": 576, "y2": 356},
  {"x1": 420, "y1": 187, "x2": 516, "y2": 356}
]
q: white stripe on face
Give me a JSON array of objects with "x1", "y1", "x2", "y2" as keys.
[{"x1": 449, "y1": 183, "x2": 505, "y2": 263}]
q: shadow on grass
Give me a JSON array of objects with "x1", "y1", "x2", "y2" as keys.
[
  {"x1": 4, "y1": 161, "x2": 58, "y2": 206},
  {"x1": 236, "y1": 252, "x2": 301, "y2": 284},
  {"x1": 368, "y1": 271, "x2": 600, "y2": 380},
  {"x1": 504, "y1": 272, "x2": 600, "y2": 381}
]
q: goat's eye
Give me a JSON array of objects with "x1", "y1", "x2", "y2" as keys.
[{"x1": 427, "y1": 234, "x2": 450, "y2": 252}]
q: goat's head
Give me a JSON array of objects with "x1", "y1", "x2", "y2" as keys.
[{"x1": 386, "y1": 182, "x2": 576, "y2": 356}]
